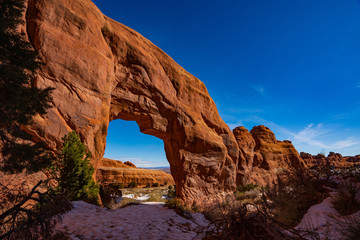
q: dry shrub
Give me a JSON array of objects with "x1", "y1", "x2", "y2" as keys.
[
  {"x1": 337, "y1": 217, "x2": 360, "y2": 240},
  {"x1": 260, "y1": 168, "x2": 327, "y2": 227},
  {"x1": 165, "y1": 198, "x2": 198, "y2": 220},
  {"x1": 146, "y1": 191, "x2": 164, "y2": 202},
  {"x1": 332, "y1": 181, "x2": 360, "y2": 216},
  {"x1": 0, "y1": 180, "x2": 72, "y2": 239},
  {"x1": 106, "y1": 198, "x2": 139, "y2": 209},
  {"x1": 165, "y1": 198, "x2": 184, "y2": 209},
  {"x1": 234, "y1": 184, "x2": 260, "y2": 204},
  {"x1": 99, "y1": 183, "x2": 123, "y2": 207},
  {"x1": 200, "y1": 196, "x2": 319, "y2": 240}
]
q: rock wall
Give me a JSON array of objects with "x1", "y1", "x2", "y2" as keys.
[
  {"x1": 233, "y1": 125, "x2": 306, "y2": 186},
  {"x1": 97, "y1": 158, "x2": 174, "y2": 186},
  {"x1": 25, "y1": 0, "x2": 239, "y2": 206}
]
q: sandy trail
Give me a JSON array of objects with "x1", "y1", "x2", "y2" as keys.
[{"x1": 56, "y1": 201, "x2": 208, "y2": 240}]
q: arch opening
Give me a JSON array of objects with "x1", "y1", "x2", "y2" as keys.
[
  {"x1": 97, "y1": 119, "x2": 175, "y2": 205},
  {"x1": 104, "y1": 119, "x2": 169, "y2": 168}
]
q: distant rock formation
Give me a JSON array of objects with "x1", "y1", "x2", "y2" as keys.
[
  {"x1": 234, "y1": 125, "x2": 306, "y2": 185},
  {"x1": 97, "y1": 158, "x2": 174, "y2": 186},
  {"x1": 301, "y1": 152, "x2": 360, "y2": 168},
  {"x1": 124, "y1": 161, "x2": 137, "y2": 168}
]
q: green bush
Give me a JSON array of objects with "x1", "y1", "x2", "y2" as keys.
[
  {"x1": 54, "y1": 131, "x2": 99, "y2": 204},
  {"x1": 145, "y1": 183, "x2": 151, "y2": 188},
  {"x1": 236, "y1": 183, "x2": 258, "y2": 193},
  {"x1": 0, "y1": 0, "x2": 54, "y2": 174},
  {"x1": 167, "y1": 185, "x2": 176, "y2": 199},
  {"x1": 152, "y1": 182, "x2": 159, "y2": 187}
]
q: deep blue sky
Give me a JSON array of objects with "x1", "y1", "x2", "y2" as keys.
[{"x1": 95, "y1": 0, "x2": 360, "y2": 167}]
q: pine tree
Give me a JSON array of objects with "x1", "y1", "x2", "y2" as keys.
[
  {"x1": 0, "y1": 0, "x2": 53, "y2": 173},
  {"x1": 56, "y1": 131, "x2": 99, "y2": 203}
]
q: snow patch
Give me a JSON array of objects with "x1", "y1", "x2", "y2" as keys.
[{"x1": 56, "y1": 201, "x2": 209, "y2": 240}]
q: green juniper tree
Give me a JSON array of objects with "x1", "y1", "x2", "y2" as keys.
[
  {"x1": 0, "y1": 0, "x2": 53, "y2": 173},
  {"x1": 55, "y1": 131, "x2": 99, "y2": 203},
  {"x1": 0, "y1": 2, "x2": 72, "y2": 238}
]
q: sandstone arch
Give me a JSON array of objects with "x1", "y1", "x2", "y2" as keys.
[{"x1": 25, "y1": 0, "x2": 240, "y2": 205}]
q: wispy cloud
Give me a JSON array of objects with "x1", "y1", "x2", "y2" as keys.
[
  {"x1": 286, "y1": 123, "x2": 359, "y2": 151},
  {"x1": 330, "y1": 138, "x2": 359, "y2": 149},
  {"x1": 247, "y1": 116, "x2": 294, "y2": 136},
  {"x1": 292, "y1": 123, "x2": 330, "y2": 149},
  {"x1": 252, "y1": 85, "x2": 265, "y2": 95},
  {"x1": 227, "y1": 120, "x2": 243, "y2": 130}
]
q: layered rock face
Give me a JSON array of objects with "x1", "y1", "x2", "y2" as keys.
[
  {"x1": 25, "y1": 0, "x2": 239, "y2": 206},
  {"x1": 233, "y1": 126, "x2": 255, "y2": 185},
  {"x1": 233, "y1": 125, "x2": 306, "y2": 186},
  {"x1": 97, "y1": 158, "x2": 174, "y2": 186}
]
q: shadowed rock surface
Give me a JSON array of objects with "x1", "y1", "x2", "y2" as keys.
[
  {"x1": 97, "y1": 158, "x2": 174, "y2": 186},
  {"x1": 24, "y1": 0, "x2": 239, "y2": 206}
]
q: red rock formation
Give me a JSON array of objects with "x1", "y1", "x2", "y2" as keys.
[
  {"x1": 346, "y1": 155, "x2": 360, "y2": 163},
  {"x1": 124, "y1": 161, "x2": 136, "y2": 168},
  {"x1": 301, "y1": 152, "x2": 360, "y2": 168},
  {"x1": 233, "y1": 126, "x2": 255, "y2": 185},
  {"x1": 24, "y1": 0, "x2": 239, "y2": 206},
  {"x1": 234, "y1": 125, "x2": 306, "y2": 186},
  {"x1": 17, "y1": 0, "x2": 312, "y2": 206},
  {"x1": 97, "y1": 158, "x2": 174, "y2": 186},
  {"x1": 100, "y1": 158, "x2": 132, "y2": 168}
]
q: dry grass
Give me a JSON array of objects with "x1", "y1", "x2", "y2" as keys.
[
  {"x1": 260, "y1": 168, "x2": 327, "y2": 227},
  {"x1": 332, "y1": 182, "x2": 360, "y2": 216},
  {"x1": 337, "y1": 217, "x2": 360, "y2": 240},
  {"x1": 122, "y1": 186, "x2": 169, "y2": 202},
  {"x1": 199, "y1": 196, "x2": 319, "y2": 240},
  {"x1": 106, "y1": 198, "x2": 140, "y2": 209}
]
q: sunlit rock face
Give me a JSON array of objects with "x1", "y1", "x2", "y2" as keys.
[
  {"x1": 25, "y1": 0, "x2": 239, "y2": 206},
  {"x1": 233, "y1": 126, "x2": 255, "y2": 185},
  {"x1": 233, "y1": 125, "x2": 306, "y2": 186}
]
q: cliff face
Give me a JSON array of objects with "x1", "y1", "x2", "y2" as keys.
[
  {"x1": 233, "y1": 125, "x2": 306, "y2": 185},
  {"x1": 97, "y1": 158, "x2": 174, "y2": 186},
  {"x1": 25, "y1": 0, "x2": 239, "y2": 206}
]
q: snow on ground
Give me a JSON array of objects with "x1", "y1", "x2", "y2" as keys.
[
  {"x1": 122, "y1": 194, "x2": 150, "y2": 201},
  {"x1": 56, "y1": 201, "x2": 209, "y2": 240}
]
